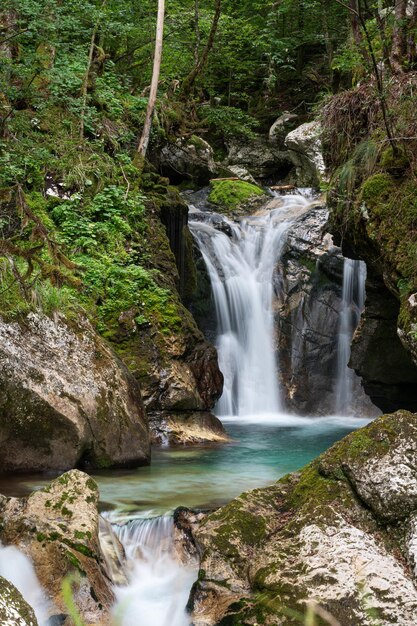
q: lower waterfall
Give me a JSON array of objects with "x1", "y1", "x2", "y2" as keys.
[{"x1": 112, "y1": 516, "x2": 197, "y2": 626}]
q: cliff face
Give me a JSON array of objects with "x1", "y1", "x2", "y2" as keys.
[
  {"x1": 106, "y1": 187, "x2": 224, "y2": 440},
  {"x1": 275, "y1": 204, "x2": 377, "y2": 416},
  {"x1": 321, "y1": 84, "x2": 417, "y2": 412}
]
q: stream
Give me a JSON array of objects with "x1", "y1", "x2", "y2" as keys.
[{"x1": 0, "y1": 190, "x2": 373, "y2": 626}]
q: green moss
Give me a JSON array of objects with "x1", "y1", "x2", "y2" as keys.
[
  {"x1": 379, "y1": 146, "x2": 409, "y2": 174},
  {"x1": 208, "y1": 179, "x2": 264, "y2": 211},
  {"x1": 360, "y1": 173, "x2": 395, "y2": 211}
]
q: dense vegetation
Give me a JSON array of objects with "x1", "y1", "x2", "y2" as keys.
[{"x1": 1, "y1": 0, "x2": 417, "y2": 333}]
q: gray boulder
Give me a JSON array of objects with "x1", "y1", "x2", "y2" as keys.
[
  {"x1": 0, "y1": 470, "x2": 115, "y2": 625},
  {"x1": 226, "y1": 136, "x2": 292, "y2": 179},
  {"x1": 0, "y1": 313, "x2": 150, "y2": 472},
  {"x1": 159, "y1": 136, "x2": 219, "y2": 185}
]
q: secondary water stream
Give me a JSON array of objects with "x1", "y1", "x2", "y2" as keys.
[{"x1": 0, "y1": 190, "x2": 372, "y2": 625}]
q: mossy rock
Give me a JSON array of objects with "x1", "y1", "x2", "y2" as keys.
[
  {"x1": 208, "y1": 179, "x2": 266, "y2": 213},
  {"x1": 360, "y1": 172, "x2": 395, "y2": 212},
  {"x1": 380, "y1": 146, "x2": 410, "y2": 175}
]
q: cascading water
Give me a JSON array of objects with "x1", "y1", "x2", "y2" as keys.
[
  {"x1": 112, "y1": 516, "x2": 197, "y2": 626},
  {"x1": 0, "y1": 543, "x2": 51, "y2": 626},
  {"x1": 335, "y1": 258, "x2": 366, "y2": 415},
  {"x1": 190, "y1": 194, "x2": 312, "y2": 417}
]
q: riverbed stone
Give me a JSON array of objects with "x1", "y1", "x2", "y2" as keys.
[
  {"x1": 191, "y1": 411, "x2": 417, "y2": 625},
  {"x1": 0, "y1": 470, "x2": 113, "y2": 625},
  {"x1": 149, "y1": 411, "x2": 228, "y2": 445},
  {"x1": 0, "y1": 313, "x2": 150, "y2": 472},
  {"x1": 0, "y1": 577, "x2": 39, "y2": 626}
]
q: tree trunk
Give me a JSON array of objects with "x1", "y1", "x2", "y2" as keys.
[
  {"x1": 194, "y1": 0, "x2": 200, "y2": 66},
  {"x1": 79, "y1": 0, "x2": 107, "y2": 141},
  {"x1": 137, "y1": 0, "x2": 165, "y2": 159},
  {"x1": 391, "y1": 0, "x2": 408, "y2": 73},
  {"x1": 349, "y1": 0, "x2": 362, "y2": 49},
  {"x1": 182, "y1": 0, "x2": 221, "y2": 96}
]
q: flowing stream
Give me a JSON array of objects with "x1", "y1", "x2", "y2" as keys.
[{"x1": 0, "y1": 191, "x2": 373, "y2": 625}]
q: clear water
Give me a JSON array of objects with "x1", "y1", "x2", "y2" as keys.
[{"x1": 0, "y1": 416, "x2": 370, "y2": 517}]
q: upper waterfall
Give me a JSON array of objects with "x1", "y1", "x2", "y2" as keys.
[{"x1": 190, "y1": 193, "x2": 313, "y2": 418}]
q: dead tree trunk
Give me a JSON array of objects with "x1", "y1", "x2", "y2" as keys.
[{"x1": 137, "y1": 0, "x2": 165, "y2": 160}]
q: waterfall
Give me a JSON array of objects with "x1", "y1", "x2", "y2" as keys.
[
  {"x1": 112, "y1": 516, "x2": 196, "y2": 626},
  {"x1": 335, "y1": 258, "x2": 366, "y2": 415},
  {"x1": 190, "y1": 212, "x2": 290, "y2": 417}
]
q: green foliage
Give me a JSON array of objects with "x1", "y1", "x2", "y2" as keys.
[{"x1": 199, "y1": 106, "x2": 258, "y2": 141}]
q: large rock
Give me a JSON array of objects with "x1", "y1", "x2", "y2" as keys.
[
  {"x1": 0, "y1": 313, "x2": 150, "y2": 472},
  {"x1": 158, "y1": 136, "x2": 219, "y2": 185},
  {"x1": 0, "y1": 576, "x2": 38, "y2": 626},
  {"x1": 0, "y1": 470, "x2": 114, "y2": 625},
  {"x1": 285, "y1": 121, "x2": 327, "y2": 188},
  {"x1": 191, "y1": 411, "x2": 417, "y2": 626},
  {"x1": 275, "y1": 204, "x2": 377, "y2": 415},
  {"x1": 226, "y1": 136, "x2": 292, "y2": 179}
]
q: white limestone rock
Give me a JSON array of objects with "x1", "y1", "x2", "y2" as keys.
[{"x1": 285, "y1": 121, "x2": 328, "y2": 188}]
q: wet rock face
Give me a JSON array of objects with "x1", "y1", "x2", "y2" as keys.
[
  {"x1": 0, "y1": 313, "x2": 150, "y2": 472},
  {"x1": 0, "y1": 576, "x2": 38, "y2": 626},
  {"x1": 350, "y1": 275, "x2": 417, "y2": 413},
  {"x1": 191, "y1": 411, "x2": 417, "y2": 626},
  {"x1": 0, "y1": 470, "x2": 113, "y2": 625},
  {"x1": 275, "y1": 205, "x2": 376, "y2": 415}
]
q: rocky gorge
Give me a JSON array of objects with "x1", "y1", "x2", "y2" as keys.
[{"x1": 2, "y1": 71, "x2": 417, "y2": 626}]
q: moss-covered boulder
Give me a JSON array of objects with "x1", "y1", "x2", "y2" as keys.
[
  {"x1": 191, "y1": 411, "x2": 417, "y2": 625},
  {"x1": 0, "y1": 576, "x2": 38, "y2": 626},
  {"x1": 0, "y1": 470, "x2": 114, "y2": 624},
  {"x1": 208, "y1": 179, "x2": 266, "y2": 215},
  {"x1": 0, "y1": 313, "x2": 150, "y2": 472}
]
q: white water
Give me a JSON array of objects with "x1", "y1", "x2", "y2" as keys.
[
  {"x1": 0, "y1": 543, "x2": 51, "y2": 625},
  {"x1": 335, "y1": 258, "x2": 366, "y2": 415},
  {"x1": 112, "y1": 517, "x2": 196, "y2": 626},
  {"x1": 190, "y1": 194, "x2": 313, "y2": 417}
]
